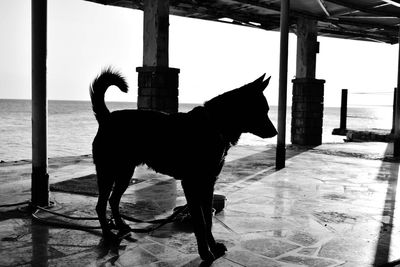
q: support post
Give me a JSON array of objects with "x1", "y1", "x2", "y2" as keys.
[
  {"x1": 137, "y1": 0, "x2": 179, "y2": 113},
  {"x1": 31, "y1": 0, "x2": 49, "y2": 207},
  {"x1": 276, "y1": 0, "x2": 290, "y2": 170},
  {"x1": 395, "y1": 88, "x2": 400, "y2": 156},
  {"x1": 143, "y1": 0, "x2": 169, "y2": 67},
  {"x1": 291, "y1": 17, "x2": 324, "y2": 146},
  {"x1": 392, "y1": 87, "x2": 397, "y2": 134},
  {"x1": 395, "y1": 31, "x2": 400, "y2": 156},
  {"x1": 296, "y1": 17, "x2": 318, "y2": 79},
  {"x1": 340, "y1": 89, "x2": 348, "y2": 131}
]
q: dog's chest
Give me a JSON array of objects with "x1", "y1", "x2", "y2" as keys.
[{"x1": 141, "y1": 115, "x2": 227, "y2": 178}]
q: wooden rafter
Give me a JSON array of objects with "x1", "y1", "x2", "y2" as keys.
[
  {"x1": 325, "y1": 0, "x2": 400, "y2": 17},
  {"x1": 381, "y1": 0, "x2": 400, "y2": 8},
  {"x1": 315, "y1": 0, "x2": 331, "y2": 17},
  {"x1": 84, "y1": 0, "x2": 400, "y2": 43}
]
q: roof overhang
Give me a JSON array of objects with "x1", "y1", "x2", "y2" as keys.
[{"x1": 84, "y1": 0, "x2": 400, "y2": 44}]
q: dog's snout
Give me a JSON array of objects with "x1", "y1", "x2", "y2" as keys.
[
  {"x1": 267, "y1": 126, "x2": 278, "y2": 138},
  {"x1": 265, "y1": 119, "x2": 277, "y2": 138}
]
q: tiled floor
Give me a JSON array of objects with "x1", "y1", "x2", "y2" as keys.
[{"x1": 1, "y1": 142, "x2": 399, "y2": 266}]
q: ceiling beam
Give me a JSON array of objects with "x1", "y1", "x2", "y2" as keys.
[
  {"x1": 337, "y1": 15, "x2": 399, "y2": 19},
  {"x1": 325, "y1": 0, "x2": 400, "y2": 17},
  {"x1": 83, "y1": 0, "x2": 400, "y2": 43},
  {"x1": 319, "y1": 27, "x2": 396, "y2": 43},
  {"x1": 171, "y1": 1, "x2": 282, "y2": 31},
  {"x1": 316, "y1": 0, "x2": 330, "y2": 17},
  {"x1": 381, "y1": 0, "x2": 400, "y2": 8}
]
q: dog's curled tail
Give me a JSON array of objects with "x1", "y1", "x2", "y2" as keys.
[{"x1": 90, "y1": 68, "x2": 128, "y2": 124}]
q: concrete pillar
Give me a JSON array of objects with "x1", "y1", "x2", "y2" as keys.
[
  {"x1": 291, "y1": 78, "x2": 325, "y2": 145},
  {"x1": 292, "y1": 17, "x2": 325, "y2": 146},
  {"x1": 31, "y1": 0, "x2": 49, "y2": 207},
  {"x1": 137, "y1": 0, "x2": 179, "y2": 113},
  {"x1": 275, "y1": 0, "x2": 290, "y2": 170}
]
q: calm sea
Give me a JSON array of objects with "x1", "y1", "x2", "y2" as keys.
[{"x1": 0, "y1": 99, "x2": 393, "y2": 162}]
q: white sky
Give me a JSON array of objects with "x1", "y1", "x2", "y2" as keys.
[{"x1": 0, "y1": 0, "x2": 398, "y2": 107}]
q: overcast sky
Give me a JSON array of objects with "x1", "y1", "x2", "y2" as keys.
[{"x1": 0, "y1": 0, "x2": 398, "y2": 107}]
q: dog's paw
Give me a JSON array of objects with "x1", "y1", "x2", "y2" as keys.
[
  {"x1": 117, "y1": 224, "x2": 131, "y2": 239},
  {"x1": 211, "y1": 242, "x2": 227, "y2": 259},
  {"x1": 102, "y1": 231, "x2": 119, "y2": 246},
  {"x1": 199, "y1": 249, "x2": 215, "y2": 263}
]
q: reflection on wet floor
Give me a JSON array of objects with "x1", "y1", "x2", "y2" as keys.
[{"x1": 1, "y1": 143, "x2": 400, "y2": 266}]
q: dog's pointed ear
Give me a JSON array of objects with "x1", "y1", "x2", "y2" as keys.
[
  {"x1": 260, "y1": 76, "x2": 271, "y2": 92},
  {"x1": 253, "y1": 74, "x2": 266, "y2": 85}
]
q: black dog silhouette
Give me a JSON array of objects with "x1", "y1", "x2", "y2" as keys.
[{"x1": 90, "y1": 69, "x2": 277, "y2": 262}]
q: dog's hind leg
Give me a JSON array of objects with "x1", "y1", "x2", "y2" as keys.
[
  {"x1": 109, "y1": 165, "x2": 135, "y2": 238},
  {"x1": 95, "y1": 169, "x2": 115, "y2": 243}
]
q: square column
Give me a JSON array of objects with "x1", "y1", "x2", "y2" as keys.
[
  {"x1": 291, "y1": 78, "x2": 325, "y2": 145},
  {"x1": 291, "y1": 17, "x2": 324, "y2": 146},
  {"x1": 138, "y1": 0, "x2": 179, "y2": 113},
  {"x1": 296, "y1": 17, "x2": 318, "y2": 79},
  {"x1": 137, "y1": 66, "x2": 179, "y2": 113}
]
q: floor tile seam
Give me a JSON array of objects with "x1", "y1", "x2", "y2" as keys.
[
  {"x1": 221, "y1": 255, "x2": 247, "y2": 266},
  {"x1": 311, "y1": 215, "x2": 337, "y2": 233},
  {"x1": 273, "y1": 245, "x2": 313, "y2": 260},
  {"x1": 224, "y1": 247, "x2": 280, "y2": 266},
  {"x1": 137, "y1": 244, "x2": 186, "y2": 264},
  {"x1": 275, "y1": 249, "x2": 345, "y2": 267},
  {"x1": 307, "y1": 236, "x2": 335, "y2": 257},
  {"x1": 213, "y1": 215, "x2": 238, "y2": 235},
  {"x1": 219, "y1": 166, "x2": 275, "y2": 195},
  {"x1": 142, "y1": 235, "x2": 197, "y2": 259}
]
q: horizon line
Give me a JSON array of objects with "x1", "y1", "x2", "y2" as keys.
[{"x1": 1, "y1": 98, "x2": 395, "y2": 108}]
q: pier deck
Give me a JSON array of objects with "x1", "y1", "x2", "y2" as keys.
[{"x1": 1, "y1": 142, "x2": 399, "y2": 266}]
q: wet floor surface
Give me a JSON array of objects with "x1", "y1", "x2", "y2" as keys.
[{"x1": 0, "y1": 143, "x2": 399, "y2": 266}]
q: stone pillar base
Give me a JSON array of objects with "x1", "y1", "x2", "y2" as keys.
[
  {"x1": 291, "y1": 78, "x2": 325, "y2": 146},
  {"x1": 136, "y1": 66, "x2": 180, "y2": 113}
]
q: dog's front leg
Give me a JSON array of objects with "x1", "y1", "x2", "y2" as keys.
[
  {"x1": 201, "y1": 179, "x2": 227, "y2": 259},
  {"x1": 181, "y1": 180, "x2": 215, "y2": 262}
]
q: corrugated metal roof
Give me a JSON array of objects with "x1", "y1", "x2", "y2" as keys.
[{"x1": 84, "y1": 0, "x2": 400, "y2": 44}]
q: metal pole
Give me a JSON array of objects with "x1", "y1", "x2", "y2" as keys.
[
  {"x1": 392, "y1": 87, "x2": 397, "y2": 134},
  {"x1": 395, "y1": 87, "x2": 400, "y2": 156},
  {"x1": 276, "y1": 0, "x2": 290, "y2": 170},
  {"x1": 340, "y1": 89, "x2": 348, "y2": 130},
  {"x1": 395, "y1": 29, "x2": 400, "y2": 156},
  {"x1": 395, "y1": 28, "x2": 400, "y2": 156},
  {"x1": 31, "y1": 0, "x2": 49, "y2": 207}
]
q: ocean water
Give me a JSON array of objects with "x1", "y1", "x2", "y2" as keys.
[{"x1": 0, "y1": 99, "x2": 393, "y2": 162}]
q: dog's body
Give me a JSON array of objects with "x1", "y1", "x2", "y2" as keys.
[{"x1": 90, "y1": 69, "x2": 277, "y2": 262}]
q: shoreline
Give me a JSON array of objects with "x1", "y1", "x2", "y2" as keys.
[
  {"x1": 2, "y1": 139, "x2": 395, "y2": 166},
  {"x1": 0, "y1": 154, "x2": 93, "y2": 166}
]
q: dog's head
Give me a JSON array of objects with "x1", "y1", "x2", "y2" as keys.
[
  {"x1": 237, "y1": 74, "x2": 277, "y2": 138},
  {"x1": 204, "y1": 74, "x2": 277, "y2": 140}
]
